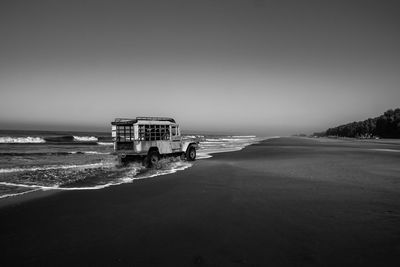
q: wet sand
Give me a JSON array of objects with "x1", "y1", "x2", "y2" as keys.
[{"x1": 1, "y1": 137, "x2": 399, "y2": 266}]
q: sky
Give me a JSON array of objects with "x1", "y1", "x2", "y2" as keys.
[{"x1": 1, "y1": 0, "x2": 399, "y2": 135}]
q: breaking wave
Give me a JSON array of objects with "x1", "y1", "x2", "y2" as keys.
[
  {"x1": 0, "y1": 152, "x2": 71, "y2": 156},
  {"x1": 0, "y1": 135, "x2": 101, "y2": 144},
  {"x1": 44, "y1": 135, "x2": 98, "y2": 143},
  {"x1": 0, "y1": 136, "x2": 46, "y2": 143},
  {"x1": 73, "y1": 136, "x2": 98, "y2": 142},
  {"x1": 0, "y1": 151, "x2": 111, "y2": 156},
  {"x1": 0, "y1": 158, "x2": 192, "y2": 198},
  {"x1": 97, "y1": 142, "x2": 113, "y2": 146}
]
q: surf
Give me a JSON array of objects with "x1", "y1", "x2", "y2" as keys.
[
  {"x1": 0, "y1": 136, "x2": 46, "y2": 143},
  {"x1": 0, "y1": 133, "x2": 264, "y2": 199}
]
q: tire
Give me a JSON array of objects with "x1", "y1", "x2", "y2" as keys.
[
  {"x1": 186, "y1": 145, "x2": 196, "y2": 161},
  {"x1": 147, "y1": 150, "x2": 160, "y2": 168}
]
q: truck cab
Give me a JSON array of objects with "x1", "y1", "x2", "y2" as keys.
[{"x1": 111, "y1": 117, "x2": 198, "y2": 167}]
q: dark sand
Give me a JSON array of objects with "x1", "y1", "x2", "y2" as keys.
[{"x1": 1, "y1": 137, "x2": 399, "y2": 266}]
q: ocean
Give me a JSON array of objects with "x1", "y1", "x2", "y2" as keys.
[{"x1": 0, "y1": 130, "x2": 262, "y2": 199}]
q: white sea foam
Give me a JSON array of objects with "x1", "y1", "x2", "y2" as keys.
[
  {"x1": 196, "y1": 153, "x2": 213, "y2": 159},
  {"x1": 0, "y1": 188, "x2": 42, "y2": 199},
  {"x1": 220, "y1": 138, "x2": 256, "y2": 142},
  {"x1": 141, "y1": 161, "x2": 193, "y2": 179},
  {"x1": 205, "y1": 138, "x2": 227, "y2": 142},
  {"x1": 0, "y1": 180, "x2": 110, "y2": 192},
  {"x1": 97, "y1": 142, "x2": 113, "y2": 146},
  {"x1": 0, "y1": 161, "x2": 191, "y2": 194},
  {"x1": 73, "y1": 136, "x2": 98, "y2": 142},
  {"x1": 0, "y1": 136, "x2": 46, "y2": 143},
  {"x1": 200, "y1": 142, "x2": 225, "y2": 145},
  {"x1": 56, "y1": 161, "x2": 191, "y2": 190},
  {"x1": 53, "y1": 166, "x2": 143, "y2": 190},
  {"x1": 0, "y1": 181, "x2": 44, "y2": 188},
  {"x1": 196, "y1": 136, "x2": 267, "y2": 159},
  {"x1": 0, "y1": 162, "x2": 111, "y2": 174}
]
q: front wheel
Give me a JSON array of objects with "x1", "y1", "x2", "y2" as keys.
[{"x1": 186, "y1": 146, "x2": 196, "y2": 161}]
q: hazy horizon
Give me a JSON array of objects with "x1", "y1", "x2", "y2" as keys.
[
  {"x1": 0, "y1": 106, "x2": 398, "y2": 137},
  {"x1": 1, "y1": 0, "x2": 399, "y2": 136}
]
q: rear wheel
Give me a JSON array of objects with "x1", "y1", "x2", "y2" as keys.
[
  {"x1": 186, "y1": 146, "x2": 196, "y2": 161},
  {"x1": 147, "y1": 150, "x2": 160, "y2": 168}
]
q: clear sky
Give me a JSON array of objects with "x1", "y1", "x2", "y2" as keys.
[{"x1": 1, "y1": 0, "x2": 399, "y2": 135}]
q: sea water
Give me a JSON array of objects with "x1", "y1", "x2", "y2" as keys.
[{"x1": 0, "y1": 130, "x2": 262, "y2": 198}]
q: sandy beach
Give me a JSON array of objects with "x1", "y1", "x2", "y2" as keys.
[{"x1": 1, "y1": 137, "x2": 399, "y2": 266}]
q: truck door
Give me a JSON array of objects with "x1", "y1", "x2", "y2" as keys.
[{"x1": 171, "y1": 125, "x2": 181, "y2": 151}]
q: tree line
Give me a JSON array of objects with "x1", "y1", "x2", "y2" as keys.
[{"x1": 314, "y1": 108, "x2": 400, "y2": 138}]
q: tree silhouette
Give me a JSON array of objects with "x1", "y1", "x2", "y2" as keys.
[{"x1": 315, "y1": 108, "x2": 400, "y2": 138}]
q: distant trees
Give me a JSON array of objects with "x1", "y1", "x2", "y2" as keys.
[
  {"x1": 375, "y1": 109, "x2": 400, "y2": 138},
  {"x1": 315, "y1": 108, "x2": 400, "y2": 139}
]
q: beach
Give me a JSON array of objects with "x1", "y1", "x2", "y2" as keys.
[{"x1": 1, "y1": 137, "x2": 399, "y2": 266}]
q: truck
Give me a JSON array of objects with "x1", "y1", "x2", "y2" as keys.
[{"x1": 111, "y1": 117, "x2": 198, "y2": 167}]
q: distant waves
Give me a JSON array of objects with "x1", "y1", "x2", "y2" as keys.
[
  {"x1": 73, "y1": 136, "x2": 98, "y2": 142},
  {"x1": 0, "y1": 135, "x2": 113, "y2": 145},
  {"x1": 0, "y1": 151, "x2": 111, "y2": 156},
  {"x1": 0, "y1": 136, "x2": 45, "y2": 143}
]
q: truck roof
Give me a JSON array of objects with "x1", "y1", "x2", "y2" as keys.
[{"x1": 111, "y1": 117, "x2": 176, "y2": 126}]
